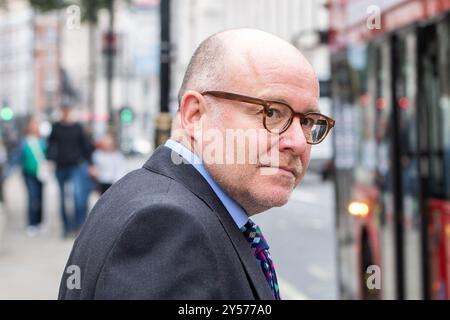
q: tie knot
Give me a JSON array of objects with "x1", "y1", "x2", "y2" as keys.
[{"x1": 240, "y1": 219, "x2": 269, "y2": 252}]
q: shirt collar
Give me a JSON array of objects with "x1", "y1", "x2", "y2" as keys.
[{"x1": 164, "y1": 139, "x2": 248, "y2": 229}]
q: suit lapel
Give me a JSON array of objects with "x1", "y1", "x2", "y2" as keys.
[{"x1": 143, "y1": 146, "x2": 274, "y2": 300}]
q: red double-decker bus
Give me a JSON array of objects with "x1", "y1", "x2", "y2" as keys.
[{"x1": 329, "y1": 0, "x2": 450, "y2": 299}]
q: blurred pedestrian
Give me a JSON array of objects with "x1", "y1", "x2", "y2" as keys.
[
  {"x1": 47, "y1": 106, "x2": 93, "y2": 237},
  {"x1": 91, "y1": 133, "x2": 127, "y2": 195},
  {"x1": 21, "y1": 117, "x2": 49, "y2": 237},
  {"x1": 0, "y1": 136, "x2": 6, "y2": 206},
  {"x1": 79, "y1": 126, "x2": 96, "y2": 215}
]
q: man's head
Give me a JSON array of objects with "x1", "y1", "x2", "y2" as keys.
[
  {"x1": 26, "y1": 117, "x2": 41, "y2": 137},
  {"x1": 61, "y1": 107, "x2": 73, "y2": 124},
  {"x1": 174, "y1": 28, "x2": 321, "y2": 215},
  {"x1": 99, "y1": 133, "x2": 116, "y2": 151}
]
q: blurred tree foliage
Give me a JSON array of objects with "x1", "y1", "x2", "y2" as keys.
[
  {"x1": 29, "y1": 0, "x2": 116, "y2": 23},
  {"x1": 28, "y1": 0, "x2": 126, "y2": 126}
]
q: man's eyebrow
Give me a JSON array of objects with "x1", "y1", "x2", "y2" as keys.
[
  {"x1": 305, "y1": 105, "x2": 321, "y2": 113},
  {"x1": 262, "y1": 96, "x2": 321, "y2": 113}
]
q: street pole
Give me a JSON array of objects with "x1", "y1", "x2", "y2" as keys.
[
  {"x1": 106, "y1": 0, "x2": 116, "y2": 134},
  {"x1": 87, "y1": 21, "x2": 97, "y2": 130},
  {"x1": 155, "y1": 0, "x2": 172, "y2": 147}
]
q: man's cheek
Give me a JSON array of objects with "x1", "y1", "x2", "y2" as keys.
[{"x1": 301, "y1": 154, "x2": 311, "y2": 176}]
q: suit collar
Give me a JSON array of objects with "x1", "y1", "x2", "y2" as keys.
[
  {"x1": 164, "y1": 139, "x2": 248, "y2": 229},
  {"x1": 143, "y1": 146, "x2": 274, "y2": 300}
]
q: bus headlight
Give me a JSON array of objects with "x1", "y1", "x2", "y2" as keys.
[{"x1": 348, "y1": 201, "x2": 369, "y2": 217}]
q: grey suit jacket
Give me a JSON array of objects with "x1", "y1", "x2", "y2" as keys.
[{"x1": 58, "y1": 146, "x2": 274, "y2": 299}]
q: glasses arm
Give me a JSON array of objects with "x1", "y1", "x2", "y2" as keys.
[{"x1": 202, "y1": 91, "x2": 269, "y2": 107}]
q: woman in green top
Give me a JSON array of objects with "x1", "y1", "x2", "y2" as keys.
[{"x1": 21, "y1": 117, "x2": 47, "y2": 237}]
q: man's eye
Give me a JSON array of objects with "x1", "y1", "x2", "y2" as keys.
[
  {"x1": 266, "y1": 108, "x2": 282, "y2": 118},
  {"x1": 301, "y1": 117, "x2": 315, "y2": 127}
]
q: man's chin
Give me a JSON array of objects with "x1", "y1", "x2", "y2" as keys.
[
  {"x1": 270, "y1": 194, "x2": 290, "y2": 207},
  {"x1": 254, "y1": 189, "x2": 292, "y2": 210}
]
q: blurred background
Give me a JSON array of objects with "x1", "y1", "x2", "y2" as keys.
[{"x1": 0, "y1": 0, "x2": 449, "y2": 300}]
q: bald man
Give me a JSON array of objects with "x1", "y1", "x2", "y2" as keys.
[{"x1": 59, "y1": 29, "x2": 334, "y2": 300}]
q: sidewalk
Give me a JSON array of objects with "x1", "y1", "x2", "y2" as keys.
[
  {"x1": 0, "y1": 172, "x2": 77, "y2": 299},
  {"x1": 0, "y1": 155, "x2": 146, "y2": 299}
]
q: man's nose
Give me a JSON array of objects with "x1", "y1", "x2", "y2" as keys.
[{"x1": 278, "y1": 117, "x2": 308, "y2": 156}]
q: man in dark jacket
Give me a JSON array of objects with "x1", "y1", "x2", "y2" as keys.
[
  {"x1": 48, "y1": 107, "x2": 93, "y2": 237},
  {"x1": 59, "y1": 28, "x2": 334, "y2": 299}
]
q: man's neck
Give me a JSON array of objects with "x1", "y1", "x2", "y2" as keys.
[{"x1": 171, "y1": 137, "x2": 199, "y2": 159}]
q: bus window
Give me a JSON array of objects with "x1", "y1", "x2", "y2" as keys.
[
  {"x1": 423, "y1": 18, "x2": 450, "y2": 300},
  {"x1": 432, "y1": 18, "x2": 450, "y2": 200},
  {"x1": 332, "y1": 52, "x2": 360, "y2": 299},
  {"x1": 372, "y1": 41, "x2": 397, "y2": 300},
  {"x1": 350, "y1": 45, "x2": 375, "y2": 187},
  {"x1": 395, "y1": 30, "x2": 422, "y2": 300},
  {"x1": 440, "y1": 21, "x2": 450, "y2": 200}
]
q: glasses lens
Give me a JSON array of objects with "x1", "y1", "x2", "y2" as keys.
[
  {"x1": 301, "y1": 114, "x2": 329, "y2": 143},
  {"x1": 264, "y1": 102, "x2": 292, "y2": 132}
]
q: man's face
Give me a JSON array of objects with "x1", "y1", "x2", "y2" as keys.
[
  {"x1": 201, "y1": 50, "x2": 319, "y2": 215},
  {"x1": 62, "y1": 109, "x2": 72, "y2": 123},
  {"x1": 28, "y1": 119, "x2": 40, "y2": 136}
]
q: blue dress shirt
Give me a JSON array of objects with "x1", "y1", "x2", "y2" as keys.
[{"x1": 164, "y1": 139, "x2": 248, "y2": 229}]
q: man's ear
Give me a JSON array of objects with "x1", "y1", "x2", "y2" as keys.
[{"x1": 179, "y1": 90, "x2": 207, "y2": 136}]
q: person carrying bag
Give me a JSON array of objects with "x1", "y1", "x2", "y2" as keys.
[
  {"x1": 27, "y1": 138, "x2": 51, "y2": 184},
  {"x1": 21, "y1": 118, "x2": 48, "y2": 236}
]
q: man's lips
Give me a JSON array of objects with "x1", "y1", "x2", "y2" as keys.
[
  {"x1": 278, "y1": 166, "x2": 297, "y2": 177},
  {"x1": 259, "y1": 165, "x2": 298, "y2": 178}
]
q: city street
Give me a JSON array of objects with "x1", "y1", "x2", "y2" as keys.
[
  {"x1": 1, "y1": 0, "x2": 448, "y2": 302},
  {"x1": 0, "y1": 171, "x2": 74, "y2": 299},
  {"x1": 0, "y1": 157, "x2": 336, "y2": 300}
]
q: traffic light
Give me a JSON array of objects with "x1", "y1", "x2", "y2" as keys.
[
  {"x1": 0, "y1": 105, "x2": 13, "y2": 121},
  {"x1": 119, "y1": 106, "x2": 134, "y2": 125},
  {"x1": 102, "y1": 31, "x2": 117, "y2": 56}
]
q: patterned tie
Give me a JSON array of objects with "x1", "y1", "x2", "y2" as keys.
[{"x1": 240, "y1": 219, "x2": 281, "y2": 300}]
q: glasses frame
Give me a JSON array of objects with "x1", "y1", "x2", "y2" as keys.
[{"x1": 201, "y1": 90, "x2": 335, "y2": 145}]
